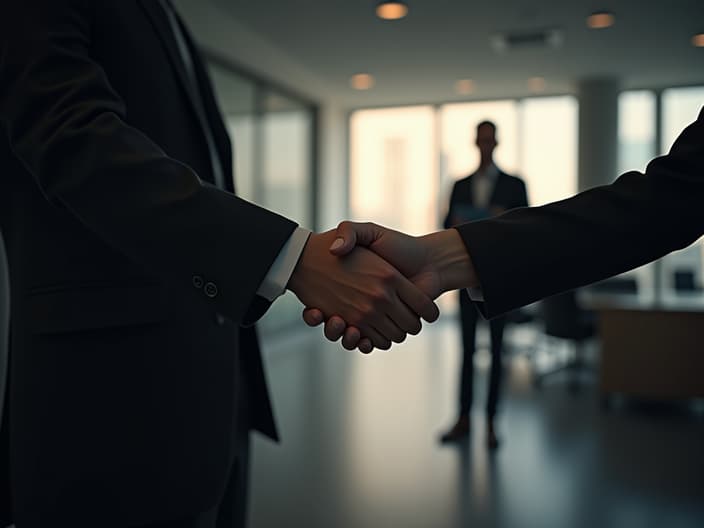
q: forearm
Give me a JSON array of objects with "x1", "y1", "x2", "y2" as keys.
[
  {"x1": 455, "y1": 109, "x2": 704, "y2": 317},
  {"x1": 0, "y1": 0, "x2": 297, "y2": 322},
  {"x1": 420, "y1": 229, "x2": 479, "y2": 293}
]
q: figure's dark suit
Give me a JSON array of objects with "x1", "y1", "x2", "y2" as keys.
[
  {"x1": 444, "y1": 170, "x2": 528, "y2": 420},
  {"x1": 0, "y1": 1, "x2": 295, "y2": 525},
  {"x1": 456, "y1": 109, "x2": 704, "y2": 318}
]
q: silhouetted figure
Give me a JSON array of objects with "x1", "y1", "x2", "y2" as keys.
[{"x1": 441, "y1": 121, "x2": 528, "y2": 448}]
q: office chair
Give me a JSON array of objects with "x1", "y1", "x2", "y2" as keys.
[
  {"x1": 673, "y1": 269, "x2": 699, "y2": 292},
  {"x1": 533, "y1": 290, "x2": 596, "y2": 391}
]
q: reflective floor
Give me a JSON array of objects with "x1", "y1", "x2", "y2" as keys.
[{"x1": 251, "y1": 319, "x2": 704, "y2": 528}]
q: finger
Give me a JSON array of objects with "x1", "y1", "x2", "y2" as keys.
[
  {"x1": 330, "y1": 221, "x2": 383, "y2": 256},
  {"x1": 372, "y1": 315, "x2": 407, "y2": 344},
  {"x1": 324, "y1": 316, "x2": 347, "y2": 341},
  {"x1": 302, "y1": 308, "x2": 324, "y2": 327},
  {"x1": 395, "y1": 276, "x2": 440, "y2": 323},
  {"x1": 341, "y1": 326, "x2": 362, "y2": 350},
  {"x1": 387, "y1": 293, "x2": 423, "y2": 336},
  {"x1": 362, "y1": 326, "x2": 392, "y2": 351},
  {"x1": 357, "y1": 337, "x2": 373, "y2": 354}
]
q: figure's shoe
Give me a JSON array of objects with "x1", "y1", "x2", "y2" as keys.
[{"x1": 439, "y1": 416, "x2": 470, "y2": 444}]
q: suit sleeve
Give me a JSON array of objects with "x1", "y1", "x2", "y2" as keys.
[
  {"x1": 0, "y1": 0, "x2": 297, "y2": 324},
  {"x1": 456, "y1": 108, "x2": 704, "y2": 318}
]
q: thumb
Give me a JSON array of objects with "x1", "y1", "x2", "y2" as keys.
[{"x1": 329, "y1": 221, "x2": 383, "y2": 256}]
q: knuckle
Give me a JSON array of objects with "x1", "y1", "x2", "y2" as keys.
[
  {"x1": 381, "y1": 269, "x2": 396, "y2": 283},
  {"x1": 371, "y1": 289, "x2": 392, "y2": 306}
]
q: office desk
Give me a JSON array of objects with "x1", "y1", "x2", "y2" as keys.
[{"x1": 580, "y1": 292, "x2": 704, "y2": 401}]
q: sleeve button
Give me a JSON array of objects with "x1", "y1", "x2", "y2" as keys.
[
  {"x1": 204, "y1": 282, "x2": 218, "y2": 298},
  {"x1": 192, "y1": 275, "x2": 204, "y2": 289}
]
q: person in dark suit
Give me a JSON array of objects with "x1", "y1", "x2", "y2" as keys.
[
  {"x1": 440, "y1": 121, "x2": 528, "y2": 448},
  {"x1": 0, "y1": 1, "x2": 438, "y2": 526},
  {"x1": 0, "y1": 230, "x2": 8, "y2": 528},
  {"x1": 304, "y1": 107, "x2": 704, "y2": 363}
]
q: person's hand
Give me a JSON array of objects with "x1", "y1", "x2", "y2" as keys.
[
  {"x1": 302, "y1": 223, "x2": 477, "y2": 352},
  {"x1": 287, "y1": 229, "x2": 440, "y2": 350}
]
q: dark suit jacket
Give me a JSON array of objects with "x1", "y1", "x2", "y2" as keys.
[
  {"x1": 0, "y1": 0, "x2": 296, "y2": 525},
  {"x1": 456, "y1": 108, "x2": 704, "y2": 319},
  {"x1": 443, "y1": 168, "x2": 528, "y2": 229},
  {"x1": 0, "y1": 230, "x2": 7, "y2": 461}
]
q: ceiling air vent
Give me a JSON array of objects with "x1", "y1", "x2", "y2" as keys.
[{"x1": 491, "y1": 28, "x2": 563, "y2": 52}]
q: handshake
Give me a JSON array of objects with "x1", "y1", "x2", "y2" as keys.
[{"x1": 286, "y1": 222, "x2": 479, "y2": 354}]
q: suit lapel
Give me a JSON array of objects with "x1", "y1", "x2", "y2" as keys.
[
  {"x1": 175, "y1": 15, "x2": 235, "y2": 193},
  {"x1": 138, "y1": 0, "x2": 211, "y2": 152}
]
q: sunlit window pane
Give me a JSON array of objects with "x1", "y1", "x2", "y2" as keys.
[
  {"x1": 519, "y1": 96, "x2": 578, "y2": 206},
  {"x1": 662, "y1": 86, "x2": 704, "y2": 154},
  {"x1": 350, "y1": 106, "x2": 437, "y2": 235},
  {"x1": 618, "y1": 90, "x2": 656, "y2": 174}
]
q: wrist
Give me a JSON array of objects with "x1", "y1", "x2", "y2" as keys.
[
  {"x1": 421, "y1": 229, "x2": 478, "y2": 293},
  {"x1": 287, "y1": 231, "x2": 336, "y2": 297}
]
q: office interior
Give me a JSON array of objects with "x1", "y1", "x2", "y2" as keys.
[
  {"x1": 6, "y1": 1, "x2": 704, "y2": 526},
  {"x1": 183, "y1": 1, "x2": 702, "y2": 527}
]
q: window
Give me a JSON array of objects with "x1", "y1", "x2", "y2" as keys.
[
  {"x1": 617, "y1": 86, "x2": 704, "y2": 297},
  {"x1": 350, "y1": 106, "x2": 437, "y2": 236},
  {"x1": 519, "y1": 96, "x2": 578, "y2": 206},
  {"x1": 659, "y1": 87, "x2": 704, "y2": 295},
  {"x1": 662, "y1": 86, "x2": 704, "y2": 154},
  {"x1": 618, "y1": 90, "x2": 656, "y2": 175}
]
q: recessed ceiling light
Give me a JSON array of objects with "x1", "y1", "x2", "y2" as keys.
[
  {"x1": 376, "y1": 1, "x2": 409, "y2": 21},
  {"x1": 693, "y1": 33, "x2": 704, "y2": 47},
  {"x1": 350, "y1": 73, "x2": 375, "y2": 90},
  {"x1": 587, "y1": 11, "x2": 615, "y2": 29},
  {"x1": 454, "y1": 79, "x2": 475, "y2": 95},
  {"x1": 528, "y1": 77, "x2": 546, "y2": 93}
]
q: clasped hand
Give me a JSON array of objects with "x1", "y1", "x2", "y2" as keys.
[
  {"x1": 289, "y1": 223, "x2": 471, "y2": 353},
  {"x1": 287, "y1": 227, "x2": 441, "y2": 351}
]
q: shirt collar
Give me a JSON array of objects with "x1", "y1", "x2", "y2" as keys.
[{"x1": 475, "y1": 163, "x2": 499, "y2": 181}]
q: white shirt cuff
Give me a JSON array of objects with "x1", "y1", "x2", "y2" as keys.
[
  {"x1": 256, "y1": 227, "x2": 311, "y2": 302},
  {"x1": 467, "y1": 287, "x2": 485, "y2": 302}
]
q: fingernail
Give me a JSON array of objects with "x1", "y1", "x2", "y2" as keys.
[{"x1": 330, "y1": 237, "x2": 344, "y2": 251}]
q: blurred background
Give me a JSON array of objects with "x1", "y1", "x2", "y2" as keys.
[{"x1": 177, "y1": 1, "x2": 704, "y2": 526}]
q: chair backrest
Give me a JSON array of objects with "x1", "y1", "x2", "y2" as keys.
[
  {"x1": 541, "y1": 290, "x2": 587, "y2": 340},
  {"x1": 673, "y1": 269, "x2": 698, "y2": 292}
]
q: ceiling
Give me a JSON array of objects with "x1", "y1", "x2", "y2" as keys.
[{"x1": 214, "y1": 0, "x2": 704, "y2": 107}]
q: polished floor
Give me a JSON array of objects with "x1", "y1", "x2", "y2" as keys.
[{"x1": 250, "y1": 317, "x2": 704, "y2": 528}]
